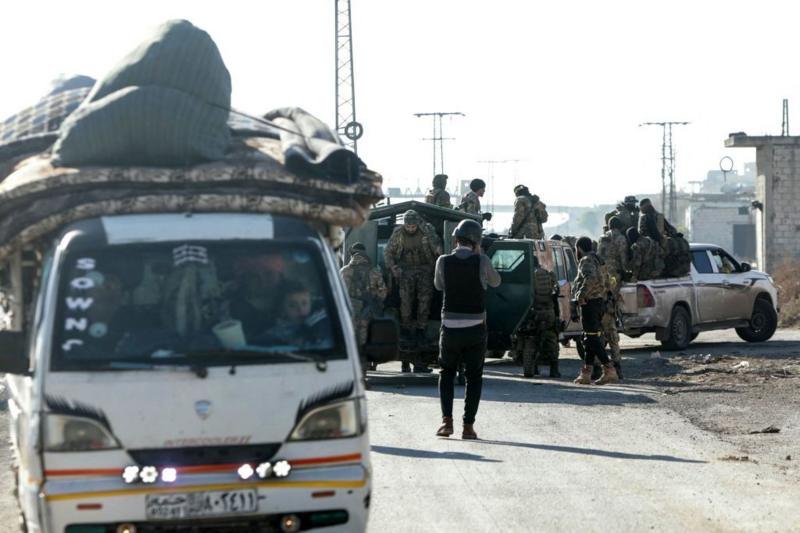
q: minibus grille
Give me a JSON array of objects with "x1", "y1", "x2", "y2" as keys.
[{"x1": 127, "y1": 444, "x2": 282, "y2": 467}]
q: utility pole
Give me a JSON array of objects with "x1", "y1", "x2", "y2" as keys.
[
  {"x1": 639, "y1": 121, "x2": 689, "y2": 221},
  {"x1": 782, "y1": 99, "x2": 790, "y2": 136},
  {"x1": 335, "y1": 0, "x2": 363, "y2": 152},
  {"x1": 414, "y1": 112, "x2": 465, "y2": 178},
  {"x1": 477, "y1": 159, "x2": 522, "y2": 213}
]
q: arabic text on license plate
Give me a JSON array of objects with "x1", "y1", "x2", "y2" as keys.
[{"x1": 145, "y1": 489, "x2": 258, "y2": 519}]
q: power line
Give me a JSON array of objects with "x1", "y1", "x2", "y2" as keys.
[
  {"x1": 414, "y1": 112, "x2": 465, "y2": 177},
  {"x1": 335, "y1": 0, "x2": 363, "y2": 152},
  {"x1": 477, "y1": 159, "x2": 523, "y2": 213},
  {"x1": 639, "y1": 121, "x2": 690, "y2": 221}
]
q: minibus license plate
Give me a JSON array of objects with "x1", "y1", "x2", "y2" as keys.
[{"x1": 145, "y1": 489, "x2": 258, "y2": 519}]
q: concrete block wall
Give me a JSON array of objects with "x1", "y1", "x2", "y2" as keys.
[{"x1": 686, "y1": 203, "x2": 752, "y2": 254}]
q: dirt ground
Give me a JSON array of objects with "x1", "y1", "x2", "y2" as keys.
[{"x1": 610, "y1": 328, "x2": 800, "y2": 481}]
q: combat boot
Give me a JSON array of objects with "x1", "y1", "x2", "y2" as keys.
[
  {"x1": 573, "y1": 365, "x2": 592, "y2": 385},
  {"x1": 436, "y1": 416, "x2": 454, "y2": 437},
  {"x1": 522, "y1": 351, "x2": 534, "y2": 378},
  {"x1": 401, "y1": 361, "x2": 411, "y2": 373},
  {"x1": 613, "y1": 360, "x2": 624, "y2": 380},
  {"x1": 593, "y1": 363, "x2": 619, "y2": 385},
  {"x1": 462, "y1": 423, "x2": 478, "y2": 440},
  {"x1": 549, "y1": 360, "x2": 561, "y2": 378}
]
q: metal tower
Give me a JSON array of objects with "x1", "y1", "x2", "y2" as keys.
[
  {"x1": 640, "y1": 121, "x2": 689, "y2": 221},
  {"x1": 335, "y1": 0, "x2": 362, "y2": 152},
  {"x1": 782, "y1": 99, "x2": 790, "y2": 136},
  {"x1": 414, "y1": 111, "x2": 465, "y2": 177}
]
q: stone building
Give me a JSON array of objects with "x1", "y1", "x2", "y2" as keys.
[
  {"x1": 726, "y1": 133, "x2": 800, "y2": 272},
  {"x1": 685, "y1": 197, "x2": 755, "y2": 262}
]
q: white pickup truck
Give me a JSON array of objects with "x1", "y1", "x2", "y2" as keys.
[{"x1": 619, "y1": 244, "x2": 779, "y2": 350}]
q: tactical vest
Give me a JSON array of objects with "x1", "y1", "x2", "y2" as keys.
[
  {"x1": 346, "y1": 263, "x2": 371, "y2": 302},
  {"x1": 442, "y1": 254, "x2": 484, "y2": 315},
  {"x1": 533, "y1": 268, "x2": 554, "y2": 310},
  {"x1": 397, "y1": 230, "x2": 433, "y2": 267}
]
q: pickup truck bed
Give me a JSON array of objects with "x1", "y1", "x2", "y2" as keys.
[{"x1": 618, "y1": 244, "x2": 779, "y2": 350}]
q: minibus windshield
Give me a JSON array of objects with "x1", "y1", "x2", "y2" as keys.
[{"x1": 52, "y1": 241, "x2": 344, "y2": 370}]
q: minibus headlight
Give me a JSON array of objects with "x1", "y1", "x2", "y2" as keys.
[
  {"x1": 289, "y1": 399, "x2": 360, "y2": 441},
  {"x1": 44, "y1": 414, "x2": 120, "y2": 452}
]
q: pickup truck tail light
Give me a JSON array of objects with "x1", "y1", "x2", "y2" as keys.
[{"x1": 637, "y1": 285, "x2": 656, "y2": 308}]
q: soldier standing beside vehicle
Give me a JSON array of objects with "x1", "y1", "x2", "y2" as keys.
[
  {"x1": 597, "y1": 217, "x2": 628, "y2": 378},
  {"x1": 340, "y1": 242, "x2": 388, "y2": 373},
  {"x1": 425, "y1": 174, "x2": 452, "y2": 208},
  {"x1": 510, "y1": 184, "x2": 548, "y2": 239},
  {"x1": 384, "y1": 210, "x2": 437, "y2": 372},
  {"x1": 434, "y1": 219, "x2": 501, "y2": 440},
  {"x1": 518, "y1": 256, "x2": 561, "y2": 378},
  {"x1": 572, "y1": 236, "x2": 619, "y2": 385}
]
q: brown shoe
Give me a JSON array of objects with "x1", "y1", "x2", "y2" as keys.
[
  {"x1": 436, "y1": 416, "x2": 454, "y2": 437},
  {"x1": 593, "y1": 363, "x2": 620, "y2": 385},
  {"x1": 462, "y1": 423, "x2": 478, "y2": 440},
  {"x1": 573, "y1": 364, "x2": 592, "y2": 385}
]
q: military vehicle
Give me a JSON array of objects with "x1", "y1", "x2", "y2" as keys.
[{"x1": 346, "y1": 200, "x2": 582, "y2": 369}]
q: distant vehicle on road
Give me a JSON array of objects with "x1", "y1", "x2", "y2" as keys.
[{"x1": 619, "y1": 244, "x2": 779, "y2": 350}]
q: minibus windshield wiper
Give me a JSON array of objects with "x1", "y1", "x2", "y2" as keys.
[
  {"x1": 106, "y1": 360, "x2": 209, "y2": 378},
  {"x1": 177, "y1": 349, "x2": 328, "y2": 372}
]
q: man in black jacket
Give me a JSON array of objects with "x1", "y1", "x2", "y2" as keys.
[{"x1": 433, "y1": 219, "x2": 501, "y2": 439}]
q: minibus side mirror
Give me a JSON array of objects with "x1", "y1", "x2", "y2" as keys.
[
  {"x1": 364, "y1": 318, "x2": 399, "y2": 364},
  {"x1": 0, "y1": 331, "x2": 29, "y2": 375},
  {"x1": 740, "y1": 262, "x2": 752, "y2": 272}
]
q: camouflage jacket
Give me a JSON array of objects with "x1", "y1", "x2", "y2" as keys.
[
  {"x1": 340, "y1": 254, "x2": 388, "y2": 313},
  {"x1": 533, "y1": 267, "x2": 559, "y2": 312},
  {"x1": 425, "y1": 187, "x2": 452, "y2": 208},
  {"x1": 629, "y1": 235, "x2": 662, "y2": 281},
  {"x1": 510, "y1": 195, "x2": 547, "y2": 239},
  {"x1": 572, "y1": 252, "x2": 608, "y2": 303},
  {"x1": 604, "y1": 205, "x2": 639, "y2": 232},
  {"x1": 383, "y1": 226, "x2": 437, "y2": 270},
  {"x1": 458, "y1": 191, "x2": 482, "y2": 215},
  {"x1": 597, "y1": 229, "x2": 628, "y2": 282}
]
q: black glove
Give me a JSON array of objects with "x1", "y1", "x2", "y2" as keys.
[{"x1": 482, "y1": 212, "x2": 493, "y2": 221}]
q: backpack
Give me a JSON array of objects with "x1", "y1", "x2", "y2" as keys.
[{"x1": 664, "y1": 235, "x2": 691, "y2": 277}]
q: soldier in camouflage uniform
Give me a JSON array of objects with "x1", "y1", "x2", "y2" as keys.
[
  {"x1": 572, "y1": 237, "x2": 618, "y2": 385},
  {"x1": 510, "y1": 184, "x2": 548, "y2": 239},
  {"x1": 425, "y1": 174, "x2": 452, "y2": 208},
  {"x1": 604, "y1": 196, "x2": 639, "y2": 234},
  {"x1": 597, "y1": 217, "x2": 628, "y2": 377},
  {"x1": 383, "y1": 209, "x2": 438, "y2": 348},
  {"x1": 516, "y1": 256, "x2": 561, "y2": 378},
  {"x1": 626, "y1": 227, "x2": 662, "y2": 281},
  {"x1": 340, "y1": 242, "x2": 388, "y2": 347},
  {"x1": 458, "y1": 178, "x2": 493, "y2": 223}
]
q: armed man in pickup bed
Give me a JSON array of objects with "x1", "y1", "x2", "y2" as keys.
[
  {"x1": 384, "y1": 209, "x2": 437, "y2": 372},
  {"x1": 510, "y1": 184, "x2": 548, "y2": 239},
  {"x1": 425, "y1": 173, "x2": 452, "y2": 208},
  {"x1": 626, "y1": 227, "x2": 662, "y2": 281},
  {"x1": 572, "y1": 236, "x2": 619, "y2": 385},
  {"x1": 605, "y1": 195, "x2": 639, "y2": 234},
  {"x1": 598, "y1": 216, "x2": 628, "y2": 377},
  {"x1": 340, "y1": 242, "x2": 388, "y2": 373}
]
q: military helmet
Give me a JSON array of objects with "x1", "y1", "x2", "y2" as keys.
[
  {"x1": 470, "y1": 178, "x2": 486, "y2": 192},
  {"x1": 513, "y1": 184, "x2": 529, "y2": 197},
  {"x1": 624, "y1": 195, "x2": 638, "y2": 204},
  {"x1": 433, "y1": 173, "x2": 448, "y2": 188},
  {"x1": 452, "y1": 219, "x2": 483, "y2": 245},
  {"x1": 402, "y1": 209, "x2": 420, "y2": 225},
  {"x1": 608, "y1": 216, "x2": 624, "y2": 230}
]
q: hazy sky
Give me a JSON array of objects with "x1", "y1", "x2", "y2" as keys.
[{"x1": 1, "y1": 0, "x2": 793, "y2": 206}]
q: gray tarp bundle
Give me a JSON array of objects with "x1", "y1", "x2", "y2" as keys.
[{"x1": 0, "y1": 19, "x2": 381, "y2": 259}]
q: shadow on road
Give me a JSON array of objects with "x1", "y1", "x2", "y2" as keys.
[
  {"x1": 371, "y1": 445, "x2": 502, "y2": 463},
  {"x1": 459, "y1": 439, "x2": 707, "y2": 464}
]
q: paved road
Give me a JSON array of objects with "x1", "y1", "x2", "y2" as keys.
[{"x1": 366, "y1": 331, "x2": 800, "y2": 532}]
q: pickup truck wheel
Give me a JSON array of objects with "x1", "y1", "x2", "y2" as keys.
[
  {"x1": 661, "y1": 306, "x2": 692, "y2": 351},
  {"x1": 736, "y1": 298, "x2": 778, "y2": 343}
]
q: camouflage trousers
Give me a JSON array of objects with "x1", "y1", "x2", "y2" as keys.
[
  {"x1": 399, "y1": 267, "x2": 433, "y2": 330},
  {"x1": 601, "y1": 308, "x2": 620, "y2": 362},
  {"x1": 516, "y1": 311, "x2": 559, "y2": 374}
]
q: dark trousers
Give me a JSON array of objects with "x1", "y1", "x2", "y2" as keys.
[
  {"x1": 438, "y1": 324, "x2": 487, "y2": 424},
  {"x1": 581, "y1": 299, "x2": 610, "y2": 366}
]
